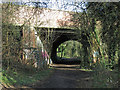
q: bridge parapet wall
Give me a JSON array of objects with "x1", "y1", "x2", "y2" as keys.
[{"x1": 2, "y1": 3, "x2": 74, "y2": 28}]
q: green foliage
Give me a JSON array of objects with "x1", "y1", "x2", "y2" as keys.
[
  {"x1": 72, "y1": 2, "x2": 120, "y2": 69},
  {"x1": 2, "y1": 24, "x2": 22, "y2": 69},
  {"x1": 71, "y1": 2, "x2": 120, "y2": 87},
  {"x1": 87, "y1": 2, "x2": 119, "y2": 65},
  {"x1": 92, "y1": 63, "x2": 118, "y2": 88},
  {"x1": 57, "y1": 40, "x2": 83, "y2": 58},
  {"x1": 70, "y1": 3, "x2": 119, "y2": 88}
]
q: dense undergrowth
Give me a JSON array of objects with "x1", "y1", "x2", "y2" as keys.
[{"x1": 91, "y1": 63, "x2": 119, "y2": 88}]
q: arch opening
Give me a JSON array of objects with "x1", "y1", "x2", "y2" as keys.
[
  {"x1": 57, "y1": 40, "x2": 84, "y2": 61},
  {"x1": 50, "y1": 30, "x2": 90, "y2": 64},
  {"x1": 54, "y1": 40, "x2": 86, "y2": 64}
]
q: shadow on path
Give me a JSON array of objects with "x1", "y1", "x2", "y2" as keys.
[{"x1": 32, "y1": 64, "x2": 93, "y2": 88}]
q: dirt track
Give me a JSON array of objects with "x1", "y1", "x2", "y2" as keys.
[{"x1": 33, "y1": 64, "x2": 93, "y2": 88}]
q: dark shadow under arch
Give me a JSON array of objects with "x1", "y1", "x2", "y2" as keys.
[
  {"x1": 37, "y1": 27, "x2": 90, "y2": 64},
  {"x1": 51, "y1": 32, "x2": 90, "y2": 64}
]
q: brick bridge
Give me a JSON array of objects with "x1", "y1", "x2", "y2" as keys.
[
  {"x1": 36, "y1": 27, "x2": 89, "y2": 64},
  {"x1": 2, "y1": 3, "x2": 90, "y2": 67}
]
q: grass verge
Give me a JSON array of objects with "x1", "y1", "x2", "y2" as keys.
[{"x1": 1, "y1": 67, "x2": 53, "y2": 88}]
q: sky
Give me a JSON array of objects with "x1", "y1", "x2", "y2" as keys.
[
  {"x1": 3, "y1": 0, "x2": 119, "y2": 12},
  {"x1": 2, "y1": 0, "x2": 87, "y2": 12},
  {"x1": 27, "y1": 0, "x2": 87, "y2": 12}
]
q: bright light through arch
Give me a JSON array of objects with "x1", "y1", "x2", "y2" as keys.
[{"x1": 57, "y1": 40, "x2": 84, "y2": 59}]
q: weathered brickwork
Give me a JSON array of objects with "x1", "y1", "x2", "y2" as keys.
[{"x1": 2, "y1": 4, "x2": 74, "y2": 28}]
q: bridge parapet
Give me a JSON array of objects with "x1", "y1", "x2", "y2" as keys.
[{"x1": 2, "y1": 3, "x2": 75, "y2": 28}]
